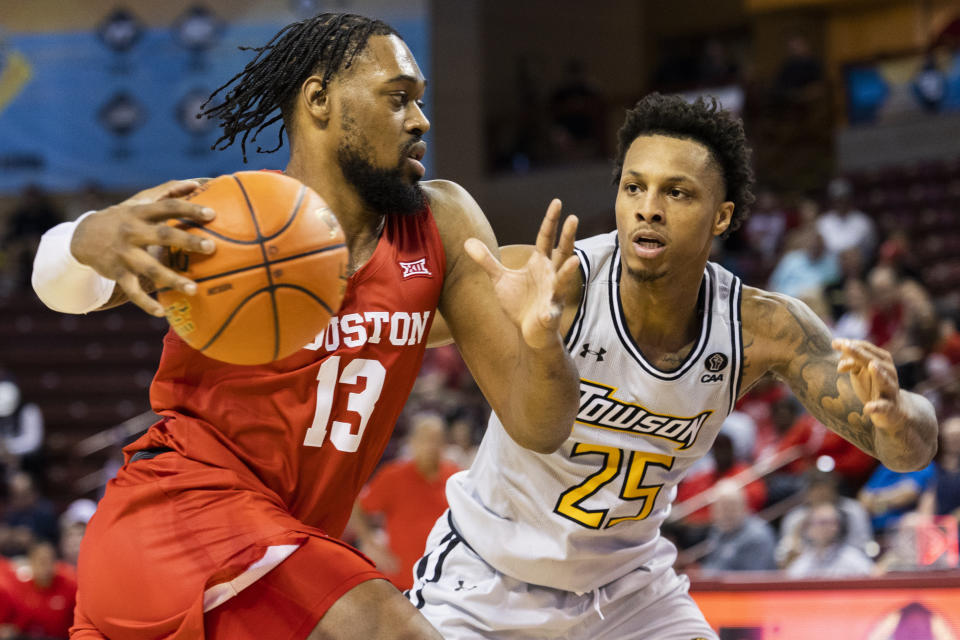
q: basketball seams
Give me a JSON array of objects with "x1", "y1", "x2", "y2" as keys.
[
  {"x1": 155, "y1": 243, "x2": 348, "y2": 293},
  {"x1": 159, "y1": 171, "x2": 348, "y2": 364},
  {"x1": 197, "y1": 287, "x2": 273, "y2": 353},
  {"x1": 259, "y1": 184, "x2": 306, "y2": 242},
  {"x1": 232, "y1": 175, "x2": 281, "y2": 361}
]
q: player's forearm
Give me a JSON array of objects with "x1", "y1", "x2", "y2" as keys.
[
  {"x1": 498, "y1": 332, "x2": 579, "y2": 454},
  {"x1": 872, "y1": 390, "x2": 937, "y2": 472}
]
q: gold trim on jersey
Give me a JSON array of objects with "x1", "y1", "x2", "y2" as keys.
[{"x1": 576, "y1": 379, "x2": 712, "y2": 450}]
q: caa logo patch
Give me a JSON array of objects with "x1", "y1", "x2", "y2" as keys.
[{"x1": 701, "y1": 352, "x2": 728, "y2": 383}]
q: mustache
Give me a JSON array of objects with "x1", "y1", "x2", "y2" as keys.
[{"x1": 401, "y1": 137, "x2": 423, "y2": 154}]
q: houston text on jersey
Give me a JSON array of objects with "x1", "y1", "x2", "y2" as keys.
[{"x1": 303, "y1": 310, "x2": 432, "y2": 351}]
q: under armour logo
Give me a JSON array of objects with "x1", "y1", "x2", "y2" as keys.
[
  {"x1": 453, "y1": 580, "x2": 475, "y2": 591},
  {"x1": 579, "y1": 343, "x2": 606, "y2": 361},
  {"x1": 399, "y1": 257, "x2": 432, "y2": 279}
]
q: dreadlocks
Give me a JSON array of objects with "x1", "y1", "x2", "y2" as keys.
[
  {"x1": 612, "y1": 93, "x2": 755, "y2": 237},
  {"x1": 200, "y1": 13, "x2": 398, "y2": 162}
]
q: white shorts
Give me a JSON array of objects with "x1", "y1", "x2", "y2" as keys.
[{"x1": 408, "y1": 512, "x2": 718, "y2": 640}]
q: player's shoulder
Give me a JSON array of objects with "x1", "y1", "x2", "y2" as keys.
[
  {"x1": 740, "y1": 285, "x2": 802, "y2": 334},
  {"x1": 421, "y1": 180, "x2": 481, "y2": 227},
  {"x1": 421, "y1": 179, "x2": 490, "y2": 250},
  {"x1": 740, "y1": 285, "x2": 831, "y2": 366}
]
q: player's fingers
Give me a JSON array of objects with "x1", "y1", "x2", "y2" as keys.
[
  {"x1": 131, "y1": 222, "x2": 215, "y2": 255},
  {"x1": 864, "y1": 399, "x2": 898, "y2": 422},
  {"x1": 122, "y1": 248, "x2": 198, "y2": 295},
  {"x1": 552, "y1": 214, "x2": 579, "y2": 270},
  {"x1": 124, "y1": 180, "x2": 202, "y2": 206},
  {"x1": 837, "y1": 357, "x2": 861, "y2": 374},
  {"x1": 868, "y1": 360, "x2": 900, "y2": 399},
  {"x1": 833, "y1": 338, "x2": 893, "y2": 366},
  {"x1": 553, "y1": 255, "x2": 581, "y2": 300},
  {"x1": 116, "y1": 272, "x2": 165, "y2": 317},
  {"x1": 464, "y1": 237, "x2": 505, "y2": 281},
  {"x1": 135, "y1": 198, "x2": 216, "y2": 224},
  {"x1": 538, "y1": 301, "x2": 563, "y2": 329},
  {"x1": 534, "y1": 199, "x2": 563, "y2": 256}
]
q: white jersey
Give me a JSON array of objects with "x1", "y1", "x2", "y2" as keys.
[{"x1": 445, "y1": 231, "x2": 744, "y2": 594}]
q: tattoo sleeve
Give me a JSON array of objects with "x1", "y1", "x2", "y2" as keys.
[{"x1": 764, "y1": 295, "x2": 879, "y2": 456}]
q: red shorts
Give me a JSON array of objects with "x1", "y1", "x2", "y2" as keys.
[{"x1": 71, "y1": 452, "x2": 382, "y2": 640}]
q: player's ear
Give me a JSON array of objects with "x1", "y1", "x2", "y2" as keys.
[
  {"x1": 713, "y1": 201, "x2": 734, "y2": 236},
  {"x1": 302, "y1": 76, "x2": 332, "y2": 127}
]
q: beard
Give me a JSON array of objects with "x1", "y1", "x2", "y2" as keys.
[
  {"x1": 623, "y1": 263, "x2": 668, "y2": 282},
  {"x1": 337, "y1": 120, "x2": 425, "y2": 217}
]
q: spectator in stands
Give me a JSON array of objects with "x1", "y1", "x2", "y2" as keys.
[
  {"x1": 697, "y1": 38, "x2": 740, "y2": 88},
  {"x1": 743, "y1": 189, "x2": 787, "y2": 272},
  {"x1": 353, "y1": 412, "x2": 459, "y2": 590},
  {"x1": 0, "y1": 185, "x2": 63, "y2": 290},
  {"x1": 739, "y1": 378, "x2": 789, "y2": 459},
  {"x1": 824, "y1": 246, "x2": 868, "y2": 321},
  {"x1": 772, "y1": 396, "x2": 877, "y2": 490},
  {"x1": 767, "y1": 225, "x2": 839, "y2": 299},
  {"x1": 57, "y1": 499, "x2": 96, "y2": 568},
  {"x1": 773, "y1": 34, "x2": 825, "y2": 102},
  {"x1": 817, "y1": 177, "x2": 876, "y2": 260},
  {"x1": 443, "y1": 417, "x2": 479, "y2": 470},
  {"x1": 784, "y1": 501, "x2": 874, "y2": 578},
  {"x1": 873, "y1": 511, "x2": 958, "y2": 573},
  {"x1": 548, "y1": 58, "x2": 606, "y2": 162},
  {"x1": 859, "y1": 460, "x2": 935, "y2": 536},
  {"x1": 866, "y1": 265, "x2": 939, "y2": 388},
  {"x1": 833, "y1": 279, "x2": 871, "y2": 341},
  {"x1": 0, "y1": 370, "x2": 44, "y2": 464},
  {"x1": 0, "y1": 539, "x2": 77, "y2": 639},
  {"x1": 776, "y1": 469, "x2": 873, "y2": 568},
  {"x1": 699, "y1": 481, "x2": 777, "y2": 572},
  {"x1": 677, "y1": 433, "x2": 768, "y2": 528},
  {"x1": 918, "y1": 415, "x2": 960, "y2": 520},
  {"x1": 2, "y1": 473, "x2": 57, "y2": 552}
]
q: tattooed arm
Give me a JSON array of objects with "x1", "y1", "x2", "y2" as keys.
[{"x1": 741, "y1": 287, "x2": 937, "y2": 471}]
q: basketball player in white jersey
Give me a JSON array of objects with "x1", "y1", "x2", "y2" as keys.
[{"x1": 412, "y1": 93, "x2": 938, "y2": 639}]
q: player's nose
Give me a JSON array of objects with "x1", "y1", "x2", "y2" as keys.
[
  {"x1": 635, "y1": 193, "x2": 664, "y2": 223},
  {"x1": 407, "y1": 101, "x2": 430, "y2": 137}
]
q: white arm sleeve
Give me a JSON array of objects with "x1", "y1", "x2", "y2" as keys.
[{"x1": 31, "y1": 212, "x2": 116, "y2": 314}]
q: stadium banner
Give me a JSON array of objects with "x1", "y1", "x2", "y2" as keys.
[
  {"x1": 691, "y1": 572, "x2": 960, "y2": 640},
  {"x1": 0, "y1": 5, "x2": 428, "y2": 194}
]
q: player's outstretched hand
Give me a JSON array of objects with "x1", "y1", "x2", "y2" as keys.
[
  {"x1": 70, "y1": 179, "x2": 217, "y2": 316},
  {"x1": 465, "y1": 199, "x2": 579, "y2": 350},
  {"x1": 833, "y1": 338, "x2": 905, "y2": 431}
]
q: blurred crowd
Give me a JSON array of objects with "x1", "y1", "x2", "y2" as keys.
[{"x1": 2, "y1": 123, "x2": 960, "y2": 640}]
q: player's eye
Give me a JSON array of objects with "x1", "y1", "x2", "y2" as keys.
[
  {"x1": 625, "y1": 184, "x2": 641, "y2": 195},
  {"x1": 415, "y1": 99, "x2": 426, "y2": 110}
]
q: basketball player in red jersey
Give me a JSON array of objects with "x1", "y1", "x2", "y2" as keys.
[{"x1": 31, "y1": 14, "x2": 580, "y2": 640}]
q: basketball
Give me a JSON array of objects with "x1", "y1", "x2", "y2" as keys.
[{"x1": 157, "y1": 171, "x2": 348, "y2": 365}]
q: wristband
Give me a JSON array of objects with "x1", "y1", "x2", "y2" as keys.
[{"x1": 31, "y1": 212, "x2": 116, "y2": 314}]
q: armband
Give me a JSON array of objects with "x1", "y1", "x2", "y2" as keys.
[{"x1": 31, "y1": 212, "x2": 115, "y2": 314}]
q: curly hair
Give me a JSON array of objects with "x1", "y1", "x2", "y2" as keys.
[
  {"x1": 200, "y1": 13, "x2": 398, "y2": 162},
  {"x1": 612, "y1": 93, "x2": 755, "y2": 236}
]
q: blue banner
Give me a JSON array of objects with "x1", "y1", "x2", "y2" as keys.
[{"x1": 0, "y1": 17, "x2": 428, "y2": 193}]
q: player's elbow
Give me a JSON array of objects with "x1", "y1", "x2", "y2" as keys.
[
  {"x1": 884, "y1": 440, "x2": 937, "y2": 473},
  {"x1": 507, "y1": 422, "x2": 573, "y2": 454}
]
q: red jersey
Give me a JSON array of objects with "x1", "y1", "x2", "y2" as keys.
[
  {"x1": 359, "y1": 459, "x2": 459, "y2": 589},
  {"x1": 132, "y1": 206, "x2": 445, "y2": 538}
]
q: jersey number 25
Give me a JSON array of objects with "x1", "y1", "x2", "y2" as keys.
[{"x1": 554, "y1": 443, "x2": 675, "y2": 529}]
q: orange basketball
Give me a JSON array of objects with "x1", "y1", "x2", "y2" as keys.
[{"x1": 157, "y1": 171, "x2": 348, "y2": 365}]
